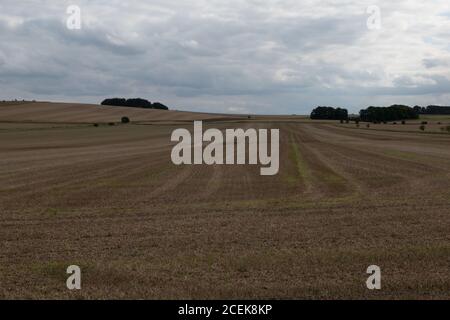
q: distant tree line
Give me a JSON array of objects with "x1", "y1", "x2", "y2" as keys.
[
  {"x1": 101, "y1": 98, "x2": 169, "y2": 110},
  {"x1": 359, "y1": 105, "x2": 418, "y2": 122},
  {"x1": 310, "y1": 104, "x2": 426, "y2": 122},
  {"x1": 413, "y1": 105, "x2": 450, "y2": 115},
  {"x1": 310, "y1": 106, "x2": 348, "y2": 120}
]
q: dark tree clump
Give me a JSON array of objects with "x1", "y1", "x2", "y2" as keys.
[
  {"x1": 101, "y1": 98, "x2": 127, "y2": 107},
  {"x1": 310, "y1": 106, "x2": 348, "y2": 120},
  {"x1": 126, "y1": 98, "x2": 153, "y2": 108},
  {"x1": 152, "y1": 102, "x2": 169, "y2": 110},
  {"x1": 359, "y1": 105, "x2": 418, "y2": 122},
  {"x1": 414, "y1": 105, "x2": 450, "y2": 115},
  {"x1": 101, "y1": 98, "x2": 169, "y2": 110}
]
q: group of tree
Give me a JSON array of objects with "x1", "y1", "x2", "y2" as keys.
[
  {"x1": 359, "y1": 105, "x2": 418, "y2": 122},
  {"x1": 309, "y1": 104, "x2": 431, "y2": 122},
  {"x1": 101, "y1": 98, "x2": 169, "y2": 110},
  {"x1": 310, "y1": 106, "x2": 348, "y2": 120},
  {"x1": 413, "y1": 105, "x2": 450, "y2": 115}
]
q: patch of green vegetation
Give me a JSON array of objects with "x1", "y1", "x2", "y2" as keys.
[
  {"x1": 42, "y1": 207, "x2": 59, "y2": 216},
  {"x1": 288, "y1": 134, "x2": 312, "y2": 188},
  {"x1": 317, "y1": 170, "x2": 346, "y2": 185},
  {"x1": 0, "y1": 187, "x2": 17, "y2": 193},
  {"x1": 420, "y1": 114, "x2": 450, "y2": 121},
  {"x1": 32, "y1": 261, "x2": 74, "y2": 281},
  {"x1": 316, "y1": 168, "x2": 358, "y2": 198},
  {"x1": 382, "y1": 149, "x2": 421, "y2": 161},
  {"x1": 284, "y1": 176, "x2": 298, "y2": 185}
]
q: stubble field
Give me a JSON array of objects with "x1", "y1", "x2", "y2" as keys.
[{"x1": 0, "y1": 102, "x2": 449, "y2": 299}]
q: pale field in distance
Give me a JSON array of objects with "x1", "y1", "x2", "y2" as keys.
[{"x1": 0, "y1": 102, "x2": 449, "y2": 299}]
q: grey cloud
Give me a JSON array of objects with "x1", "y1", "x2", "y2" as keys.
[
  {"x1": 0, "y1": 1, "x2": 450, "y2": 114},
  {"x1": 423, "y1": 58, "x2": 449, "y2": 69}
]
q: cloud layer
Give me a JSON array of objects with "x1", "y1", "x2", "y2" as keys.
[{"x1": 1, "y1": 0, "x2": 450, "y2": 114}]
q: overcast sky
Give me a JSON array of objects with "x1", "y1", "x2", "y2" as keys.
[{"x1": 1, "y1": 1, "x2": 449, "y2": 114}]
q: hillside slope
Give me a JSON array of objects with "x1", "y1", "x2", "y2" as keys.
[{"x1": 0, "y1": 101, "x2": 243, "y2": 123}]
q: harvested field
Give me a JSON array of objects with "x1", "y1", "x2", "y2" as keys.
[{"x1": 0, "y1": 102, "x2": 449, "y2": 299}]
